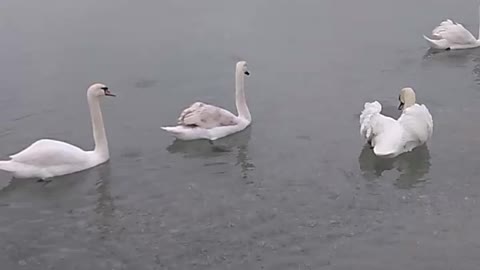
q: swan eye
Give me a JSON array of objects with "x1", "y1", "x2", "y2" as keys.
[{"x1": 101, "y1": 87, "x2": 108, "y2": 91}]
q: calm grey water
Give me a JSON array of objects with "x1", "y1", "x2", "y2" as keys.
[{"x1": 1, "y1": 0, "x2": 480, "y2": 269}]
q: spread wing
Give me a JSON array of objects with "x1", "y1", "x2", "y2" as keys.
[
  {"x1": 177, "y1": 102, "x2": 239, "y2": 129},
  {"x1": 10, "y1": 139, "x2": 88, "y2": 166},
  {"x1": 360, "y1": 101, "x2": 401, "y2": 143},
  {"x1": 431, "y1": 19, "x2": 477, "y2": 45}
]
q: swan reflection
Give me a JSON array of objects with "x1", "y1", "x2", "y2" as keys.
[
  {"x1": 93, "y1": 162, "x2": 116, "y2": 237},
  {"x1": 358, "y1": 144, "x2": 431, "y2": 189},
  {"x1": 471, "y1": 54, "x2": 480, "y2": 85},
  {"x1": 422, "y1": 48, "x2": 473, "y2": 67},
  {"x1": 167, "y1": 127, "x2": 254, "y2": 178}
]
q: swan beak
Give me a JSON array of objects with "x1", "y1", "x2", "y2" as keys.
[
  {"x1": 105, "y1": 90, "x2": 116, "y2": 97},
  {"x1": 398, "y1": 102, "x2": 404, "y2": 110},
  {"x1": 244, "y1": 71, "x2": 250, "y2": 76}
]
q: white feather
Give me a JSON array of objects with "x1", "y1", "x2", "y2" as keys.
[
  {"x1": 423, "y1": 6, "x2": 480, "y2": 50},
  {"x1": 0, "y1": 83, "x2": 114, "y2": 179},
  {"x1": 360, "y1": 92, "x2": 433, "y2": 158},
  {"x1": 162, "y1": 61, "x2": 251, "y2": 141}
]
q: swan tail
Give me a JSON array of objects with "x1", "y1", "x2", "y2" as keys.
[
  {"x1": 161, "y1": 126, "x2": 194, "y2": 140},
  {"x1": 359, "y1": 101, "x2": 382, "y2": 141},
  {"x1": 161, "y1": 126, "x2": 185, "y2": 135},
  {"x1": 373, "y1": 146, "x2": 398, "y2": 158},
  {"x1": 0, "y1": 160, "x2": 17, "y2": 172},
  {"x1": 423, "y1": 35, "x2": 449, "y2": 49},
  {"x1": 161, "y1": 125, "x2": 210, "y2": 141}
]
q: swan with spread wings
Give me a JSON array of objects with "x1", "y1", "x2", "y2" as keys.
[{"x1": 360, "y1": 87, "x2": 433, "y2": 158}]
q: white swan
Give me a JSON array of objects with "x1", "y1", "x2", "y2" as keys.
[
  {"x1": 162, "y1": 61, "x2": 251, "y2": 140},
  {"x1": 423, "y1": 6, "x2": 480, "y2": 50},
  {"x1": 0, "y1": 83, "x2": 115, "y2": 180},
  {"x1": 360, "y1": 87, "x2": 433, "y2": 158}
]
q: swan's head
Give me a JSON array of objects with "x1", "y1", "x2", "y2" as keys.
[
  {"x1": 88, "y1": 83, "x2": 116, "y2": 97},
  {"x1": 236, "y1": 61, "x2": 250, "y2": 76},
  {"x1": 398, "y1": 87, "x2": 416, "y2": 110}
]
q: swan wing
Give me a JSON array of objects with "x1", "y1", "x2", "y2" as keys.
[
  {"x1": 398, "y1": 104, "x2": 433, "y2": 144},
  {"x1": 9, "y1": 139, "x2": 88, "y2": 166},
  {"x1": 360, "y1": 101, "x2": 405, "y2": 156},
  {"x1": 177, "y1": 102, "x2": 239, "y2": 129},
  {"x1": 431, "y1": 19, "x2": 477, "y2": 45},
  {"x1": 359, "y1": 101, "x2": 396, "y2": 140}
]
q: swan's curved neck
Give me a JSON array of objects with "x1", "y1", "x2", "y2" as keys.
[
  {"x1": 87, "y1": 93, "x2": 109, "y2": 159},
  {"x1": 235, "y1": 67, "x2": 251, "y2": 122}
]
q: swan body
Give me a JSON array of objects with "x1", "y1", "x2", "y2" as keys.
[
  {"x1": 162, "y1": 61, "x2": 251, "y2": 140},
  {"x1": 360, "y1": 87, "x2": 433, "y2": 158},
  {"x1": 423, "y1": 6, "x2": 480, "y2": 50},
  {"x1": 0, "y1": 83, "x2": 115, "y2": 179}
]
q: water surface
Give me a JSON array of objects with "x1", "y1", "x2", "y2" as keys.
[{"x1": 1, "y1": 0, "x2": 480, "y2": 269}]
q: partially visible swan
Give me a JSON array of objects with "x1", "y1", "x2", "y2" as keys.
[
  {"x1": 162, "y1": 61, "x2": 251, "y2": 140},
  {"x1": 423, "y1": 6, "x2": 480, "y2": 50},
  {"x1": 360, "y1": 87, "x2": 433, "y2": 158},
  {"x1": 0, "y1": 83, "x2": 115, "y2": 180}
]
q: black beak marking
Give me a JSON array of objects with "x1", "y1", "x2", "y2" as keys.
[
  {"x1": 101, "y1": 86, "x2": 115, "y2": 97},
  {"x1": 244, "y1": 71, "x2": 250, "y2": 76}
]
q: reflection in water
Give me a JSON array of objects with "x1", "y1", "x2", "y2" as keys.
[
  {"x1": 358, "y1": 144, "x2": 431, "y2": 189},
  {"x1": 422, "y1": 48, "x2": 446, "y2": 59},
  {"x1": 471, "y1": 55, "x2": 480, "y2": 85},
  {"x1": 422, "y1": 48, "x2": 474, "y2": 67},
  {"x1": 0, "y1": 174, "x2": 13, "y2": 192},
  {"x1": 167, "y1": 127, "x2": 255, "y2": 178},
  {"x1": 0, "y1": 169, "x2": 87, "y2": 195},
  {"x1": 235, "y1": 144, "x2": 255, "y2": 179},
  {"x1": 93, "y1": 162, "x2": 116, "y2": 238},
  {"x1": 423, "y1": 49, "x2": 480, "y2": 86}
]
